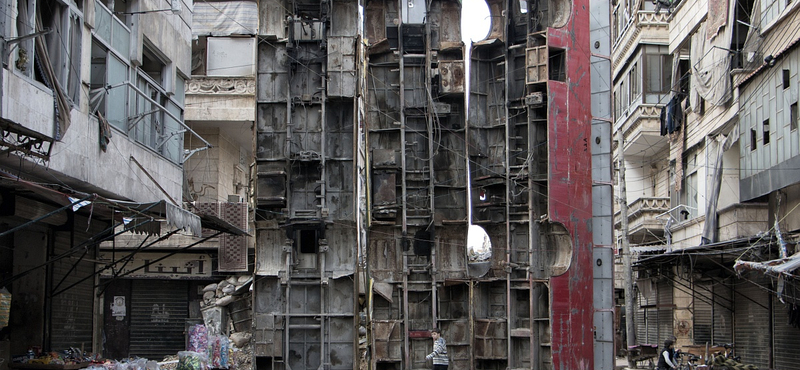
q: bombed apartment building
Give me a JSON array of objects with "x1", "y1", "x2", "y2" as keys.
[
  {"x1": 252, "y1": 0, "x2": 611, "y2": 368},
  {"x1": 363, "y1": 0, "x2": 472, "y2": 369},
  {"x1": 465, "y1": 0, "x2": 606, "y2": 368},
  {"x1": 253, "y1": 0, "x2": 360, "y2": 369}
]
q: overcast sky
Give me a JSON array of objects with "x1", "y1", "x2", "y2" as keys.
[{"x1": 461, "y1": 0, "x2": 491, "y2": 44}]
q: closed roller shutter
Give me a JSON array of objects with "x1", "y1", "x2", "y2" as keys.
[
  {"x1": 712, "y1": 278, "x2": 733, "y2": 344},
  {"x1": 772, "y1": 294, "x2": 800, "y2": 370},
  {"x1": 693, "y1": 280, "x2": 712, "y2": 345},
  {"x1": 635, "y1": 303, "x2": 647, "y2": 345},
  {"x1": 636, "y1": 279, "x2": 659, "y2": 345},
  {"x1": 50, "y1": 231, "x2": 95, "y2": 351},
  {"x1": 656, "y1": 280, "x2": 673, "y2": 345},
  {"x1": 733, "y1": 277, "x2": 770, "y2": 369},
  {"x1": 130, "y1": 280, "x2": 189, "y2": 359}
]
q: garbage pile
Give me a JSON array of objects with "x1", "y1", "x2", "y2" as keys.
[
  {"x1": 711, "y1": 354, "x2": 759, "y2": 370},
  {"x1": 17, "y1": 348, "x2": 99, "y2": 366}
]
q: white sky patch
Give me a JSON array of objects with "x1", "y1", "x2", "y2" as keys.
[{"x1": 461, "y1": 0, "x2": 491, "y2": 43}]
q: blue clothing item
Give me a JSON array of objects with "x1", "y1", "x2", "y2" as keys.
[{"x1": 426, "y1": 337, "x2": 449, "y2": 365}]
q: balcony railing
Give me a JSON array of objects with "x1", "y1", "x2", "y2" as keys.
[
  {"x1": 615, "y1": 197, "x2": 670, "y2": 244},
  {"x1": 612, "y1": 10, "x2": 670, "y2": 71}
]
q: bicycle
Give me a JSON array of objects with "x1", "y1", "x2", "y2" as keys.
[{"x1": 675, "y1": 351, "x2": 703, "y2": 370}]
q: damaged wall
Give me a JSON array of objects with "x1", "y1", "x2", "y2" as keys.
[{"x1": 252, "y1": 0, "x2": 600, "y2": 368}]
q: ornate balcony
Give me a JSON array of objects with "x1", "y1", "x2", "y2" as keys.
[
  {"x1": 612, "y1": 10, "x2": 670, "y2": 76},
  {"x1": 616, "y1": 103, "x2": 668, "y2": 159},
  {"x1": 615, "y1": 197, "x2": 670, "y2": 244},
  {"x1": 185, "y1": 76, "x2": 256, "y2": 123}
]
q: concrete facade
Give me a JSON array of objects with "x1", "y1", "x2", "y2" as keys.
[{"x1": 612, "y1": 0, "x2": 800, "y2": 367}]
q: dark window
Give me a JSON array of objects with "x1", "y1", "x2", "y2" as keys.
[
  {"x1": 784, "y1": 69, "x2": 791, "y2": 89},
  {"x1": 791, "y1": 102, "x2": 798, "y2": 131},
  {"x1": 763, "y1": 119, "x2": 770, "y2": 145},
  {"x1": 297, "y1": 229, "x2": 319, "y2": 253},
  {"x1": 549, "y1": 48, "x2": 566, "y2": 82},
  {"x1": 751, "y1": 128, "x2": 757, "y2": 151},
  {"x1": 141, "y1": 43, "x2": 167, "y2": 87}
]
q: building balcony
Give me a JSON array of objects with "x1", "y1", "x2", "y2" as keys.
[
  {"x1": 615, "y1": 197, "x2": 670, "y2": 244},
  {"x1": 185, "y1": 76, "x2": 256, "y2": 123},
  {"x1": 612, "y1": 10, "x2": 670, "y2": 76},
  {"x1": 615, "y1": 103, "x2": 668, "y2": 158}
]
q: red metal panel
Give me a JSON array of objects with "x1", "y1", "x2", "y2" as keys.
[{"x1": 547, "y1": 2, "x2": 594, "y2": 368}]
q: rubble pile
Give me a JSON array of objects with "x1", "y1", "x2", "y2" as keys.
[{"x1": 199, "y1": 275, "x2": 254, "y2": 370}]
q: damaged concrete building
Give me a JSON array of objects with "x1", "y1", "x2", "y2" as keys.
[
  {"x1": 253, "y1": 0, "x2": 614, "y2": 368},
  {"x1": 0, "y1": 0, "x2": 613, "y2": 366}
]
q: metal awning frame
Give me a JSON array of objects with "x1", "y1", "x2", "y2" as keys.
[
  {"x1": 632, "y1": 233, "x2": 800, "y2": 307},
  {"x1": 0, "y1": 172, "x2": 249, "y2": 292}
]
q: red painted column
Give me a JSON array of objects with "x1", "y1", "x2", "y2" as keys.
[{"x1": 547, "y1": 2, "x2": 594, "y2": 368}]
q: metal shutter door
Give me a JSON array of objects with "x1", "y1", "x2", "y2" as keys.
[
  {"x1": 733, "y1": 277, "x2": 770, "y2": 369},
  {"x1": 772, "y1": 294, "x2": 800, "y2": 370},
  {"x1": 656, "y1": 280, "x2": 673, "y2": 345},
  {"x1": 693, "y1": 280, "x2": 712, "y2": 345},
  {"x1": 712, "y1": 278, "x2": 733, "y2": 344},
  {"x1": 130, "y1": 280, "x2": 189, "y2": 359},
  {"x1": 50, "y1": 231, "x2": 94, "y2": 350}
]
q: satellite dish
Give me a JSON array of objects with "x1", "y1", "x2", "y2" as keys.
[{"x1": 467, "y1": 225, "x2": 491, "y2": 277}]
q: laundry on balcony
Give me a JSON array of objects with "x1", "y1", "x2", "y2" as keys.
[{"x1": 660, "y1": 95, "x2": 683, "y2": 135}]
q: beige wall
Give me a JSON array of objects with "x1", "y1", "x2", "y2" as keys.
[
  {"x1": 184, "y1": 127, "x2": 249, "y2": 203},
  {"x1": 668, "y1": 0, "x2": 707, "y2": 54}
]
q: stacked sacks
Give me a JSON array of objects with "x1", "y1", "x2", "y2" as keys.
[
  {"x1": 711, "y1": 354, "x2": 758, "y2": 370},
  {"x1": 200, "y1": 276, "x2": 253, "y2": 344},
  {"x1": 201, "y1": 276, "x2": 252, "y2": 309}
]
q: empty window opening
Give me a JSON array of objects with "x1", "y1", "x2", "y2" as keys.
[
  {"x1": 750, "y1": 128, "x2": 757, "y2": 151},
  {"x1": 192, "y1": 37, "x2": 208, "y2": 75},
  {"x1": 549, "y1": 48, "x2": 566, "y2": 82},
  {"x1": 763, "y1": 119, "x2": 770, "y2": 145},
  {"x1": 413, "y1": 229, "x2": 432, "y2": 256},
  {"x1": 783, "y1": 69, "x2": 791, "y2": 89},
  {"x1": 297, "y1": 229, "x2": 319, "y2": 253},
  {"x1": 791, "y1": 102, "x2": 798, "y2": 131},
  {"x1": 141, "y1": 43, "x2": 167, "y2": 87}
]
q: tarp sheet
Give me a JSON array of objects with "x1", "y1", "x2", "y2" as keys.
[
  {"x1": 691, "y1": 21, "x2": 733, "y2": 107},
  {"x1": 193, "y1": 1, "x2": 258, "y2": 37}
]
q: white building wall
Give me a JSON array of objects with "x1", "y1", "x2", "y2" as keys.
[
  {"x1": 0, "y1": 0, "x2": 192, "y2": 202},
  {"x1": 135, "y1": 0, "x2": 193, "y2": 78},
  {"x1": 668, "y1": 0, "x2": 707, "y2": 54}
]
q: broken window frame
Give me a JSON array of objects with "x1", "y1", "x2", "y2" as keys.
[
  {"x1": 90, "y1": 4, "x2": 185, "y2": 164},
  {"x1": 15, "y1": 0, "x2": 83, "y2": 106}
]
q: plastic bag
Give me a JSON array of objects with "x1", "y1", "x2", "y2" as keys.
[
  {"x1": 0, "y1": 287, "x2": 11, "y2": 328},
  {"x1": 177, "y1": 351, "x2": 208, "y2": 370},
  {"x1": 208, "y1": 336, "x2": 230, "y2": 369},
  {"x1": 188, "y1": 325, "x2": 209, "y2": 353}
]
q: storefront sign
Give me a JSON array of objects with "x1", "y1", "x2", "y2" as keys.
[
  {"x1": 111, "y1": 296, "x2": 126, "y2": 320},
  {"x1": 99, "y1": 252, "x2": 212, "y2": 279}
]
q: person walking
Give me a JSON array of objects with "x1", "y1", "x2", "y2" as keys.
[
  {"x1": 657, "y1": 339, "x2": 678, "y2": 370},
  {"x1": 426, "y1": 328, "x2": 449, "y2": 370}
]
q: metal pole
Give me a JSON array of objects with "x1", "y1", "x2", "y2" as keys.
[{"x1": 618, "y1": 131, "x2": 636, "y2": 350}]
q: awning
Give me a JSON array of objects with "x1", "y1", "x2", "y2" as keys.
[
  {"x1": 633, "y1": 236, "x2": 769, "y2": 270},
  {"x1": 0, "y1": 170, "x2": 248, "y2": 237}
]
